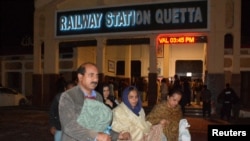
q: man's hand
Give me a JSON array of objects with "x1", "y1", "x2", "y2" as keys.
[
  {"x1": 96, "y1": 132, "x2": 111, "y2": 141},
  {"x1": 50, "y1": 126, "x2": 56, "y2": 135},
  {"x1": 105, "y1": 99, "x2": 113, "y2": 107},
  {"x1": 118, "y1": 132, "x2": 131, "y2": 140},
  {"x1": 159, "y1": 119, "x2": 169, "y2": 127}
]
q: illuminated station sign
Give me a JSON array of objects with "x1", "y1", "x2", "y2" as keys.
[
  {"x1": 56, "y1": 1, "x2": 207, "y2": 37},
  {"x1": 158, "y1": 36, "x2": 207, "y2": 44}
]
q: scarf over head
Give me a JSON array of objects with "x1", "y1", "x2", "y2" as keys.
[{"x1": 122, "y1": 86, "x2": 142, "y2": 116}]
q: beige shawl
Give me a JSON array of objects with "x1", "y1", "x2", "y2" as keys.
[{"x1": 112, "y1": 102, "x2": 164, "y2": 141}]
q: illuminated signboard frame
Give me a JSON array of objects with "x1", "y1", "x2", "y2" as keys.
[
  {"x1": 158, "y1": 36, "x2": 207, "y2": 44},
  {"x1": 56, "y1": 1, "x2": 208, "y2": 37}
]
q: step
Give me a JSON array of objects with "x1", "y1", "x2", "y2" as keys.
[{"x1": 185, "y1": 107, "x2": 203, "y2": 117}]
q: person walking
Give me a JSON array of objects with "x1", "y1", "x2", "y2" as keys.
[
  {"x1": 217, "y1": 83, "x2": 239, "y2": 121},
  {"x1": 194, "y1": 79, "x2": 203, "y2": 105},
  {"x1": 111, "y1": 86, "x2": 166, "y2": 141},
  {"x1": 146, "y1": 89, "x2": 184, "y2": 141},
  {"x1": 201, "y1": 85, "x2": 212, "y2": 118},
  {"x1": 183, "y1": 78, "x2": 191, "y2": 106},
  {"x1": 180, "y1": 77, "x2": 190, "y2": 114},
  {"x1": 49, "y1": 81, "x2": 76, "y2": 141},
  {"x1": 160, "y1": 78, "x2": 169, "y2": 102},
  {"x1": 171, "y1": 74, "x2": 181, "y2": 92},
  {"x1": 58, "y1": 62, "x2": 130, "y2": 141}
]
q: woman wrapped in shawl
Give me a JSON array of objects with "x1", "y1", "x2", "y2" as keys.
[
  {"x1": 146, "y1": 89, "x2": 183, "y2": 141},
  {"x1": 111, "y1": 86, "x2": 166, "y2": 141}
]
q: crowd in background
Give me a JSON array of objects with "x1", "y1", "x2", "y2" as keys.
[{"x1": 54, "y1": 72, "x2": 240, "y2": 118}]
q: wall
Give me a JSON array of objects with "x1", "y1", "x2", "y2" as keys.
[
  {"x1": 32, "y1": 0, "x2": 250, "y2": 108},
  {"x1": 166, "y1": 43, "x2": 205, "y2": 78}
]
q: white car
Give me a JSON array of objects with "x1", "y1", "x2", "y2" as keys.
[{"x1": 0, "y1": 87, "x2": 29, "y2": 106}]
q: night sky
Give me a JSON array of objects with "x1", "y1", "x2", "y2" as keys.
[
  {"x1": 0, "y1": 0, "x2": 34, "y2": 51},
  {"x1": 241, "y1": 0, "x2": 250, "y2": 45},
  {"x1": 0, "y1": 0, "x2": 249, "y2": 52}
]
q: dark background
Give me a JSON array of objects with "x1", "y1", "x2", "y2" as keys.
[
  {"x1": 0, "y1": 0, "x2": 34, "y2": 54},
  {"x1": 1, "y1": 0, "x2": 250, "y2": 53},
  {"x1": 241, "y1": 0, "x2": 250, "y2": 47}
]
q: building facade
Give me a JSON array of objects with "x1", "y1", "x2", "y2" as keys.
[{"x1": 2, "y1": 0, "x2": 249, "y2": 112}]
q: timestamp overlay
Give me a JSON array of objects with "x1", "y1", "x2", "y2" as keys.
[{"x1": 208, "y1": 124, "x2": 250, "y2": 140}]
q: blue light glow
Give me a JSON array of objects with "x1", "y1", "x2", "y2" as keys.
[
  {"x1": 105, "y1": 10, "x2": 150, "y2": 28},
  {"x1": 60, "y1": 13, "x2": 103, "y2": 31},
  {"x1": 57, "y1": 1, "x2": 207, "y2": 35}
]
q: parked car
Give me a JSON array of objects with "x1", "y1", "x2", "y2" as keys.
[{"x1": 0, "y1": 87, "x2": 29, "y2": 106}]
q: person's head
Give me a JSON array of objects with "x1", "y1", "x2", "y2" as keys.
[
  {"x1": 59, "y1": 73, "x2": 64, "y2": 78},
  {"x1": 102, "y1": 83, "x2": 110, "y2": 99},
  {"x1": 122, "y1": 86, "x2": 142, "y2": 116},
  {"x1": 226, "y1": 83, "x2": 230, "y2": 88},
  {"x1": 109, "y1": 78, "x2": 114, "y2": 83},
  {"x1": 167, "y1": 89, "x2": 183, "y2": 108},
  {"x1": 65, "y1": 81, "x2": 76, "y2": 90},
  {"x1": 77, "y1": 62, "x2": 99, "y2": 93},
  {"x1": 174, "y1": 74, "x2": 179, "y2": 79},
  {"x1": 161, "y1": 78, "x2": 166, "y2": 83}
]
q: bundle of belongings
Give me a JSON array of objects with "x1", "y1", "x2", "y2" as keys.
[
  {"x1": 77, "y1": 99, "x2": 112, "y2": 132},
  {"x1": 178, "y1": 119, "x2": 191, "y2": 141}
]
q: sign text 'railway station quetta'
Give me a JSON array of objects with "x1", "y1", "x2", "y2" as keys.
[{"x1": 56, "y1": 1, "x2": 207, "y2": 36}]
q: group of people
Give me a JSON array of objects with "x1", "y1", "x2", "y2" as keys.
[
  {"x1": 199, "y1": 83, "x2": 240, "y2": 120},
  {"x1": 49, "y1": 62, "x2": 190, "y2": 141},
  {"x1": 158, "y1": 74, "x2": 240, "y2": 121}
]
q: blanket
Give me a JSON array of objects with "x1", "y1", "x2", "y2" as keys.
[{"x1": 77, "y1": 99, "x2": 112, "y2": 132}]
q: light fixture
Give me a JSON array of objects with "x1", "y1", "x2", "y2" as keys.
[{"x1": 186, "y1": 72, "x2": 192, "y2": 77}]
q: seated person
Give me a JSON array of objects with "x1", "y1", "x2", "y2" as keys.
[
  {"x1": 111, "y1": 86, "x2": 166, "y2": 141},
  {"x1": 146, "y1": 89, "x2": 184, "y2": 141}
]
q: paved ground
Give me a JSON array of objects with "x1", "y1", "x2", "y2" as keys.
[
  {"x1": 0, "y1": 106, "x2": 249, "y2": 141},
  {"x1": 0, "y1": 108, "x2": 53, "y2": 141}
]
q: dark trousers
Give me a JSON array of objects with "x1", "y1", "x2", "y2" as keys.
[
  {"x1": 202, "y1": 101, "x2": 211, "y2": 117},
  {"x1": 220, "y1": 103, "x2": 232, "y2": 120}
]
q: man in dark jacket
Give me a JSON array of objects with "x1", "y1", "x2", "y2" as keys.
[
  {"x1": 217, "y1": 83, "x2": 239, "y2": 121},
  {"x1": 201, "y1": 85, "x2": 212, "y2": 117},
  {"x1": 49, "y1": 81, "x2": 76, "y2": 141}
]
